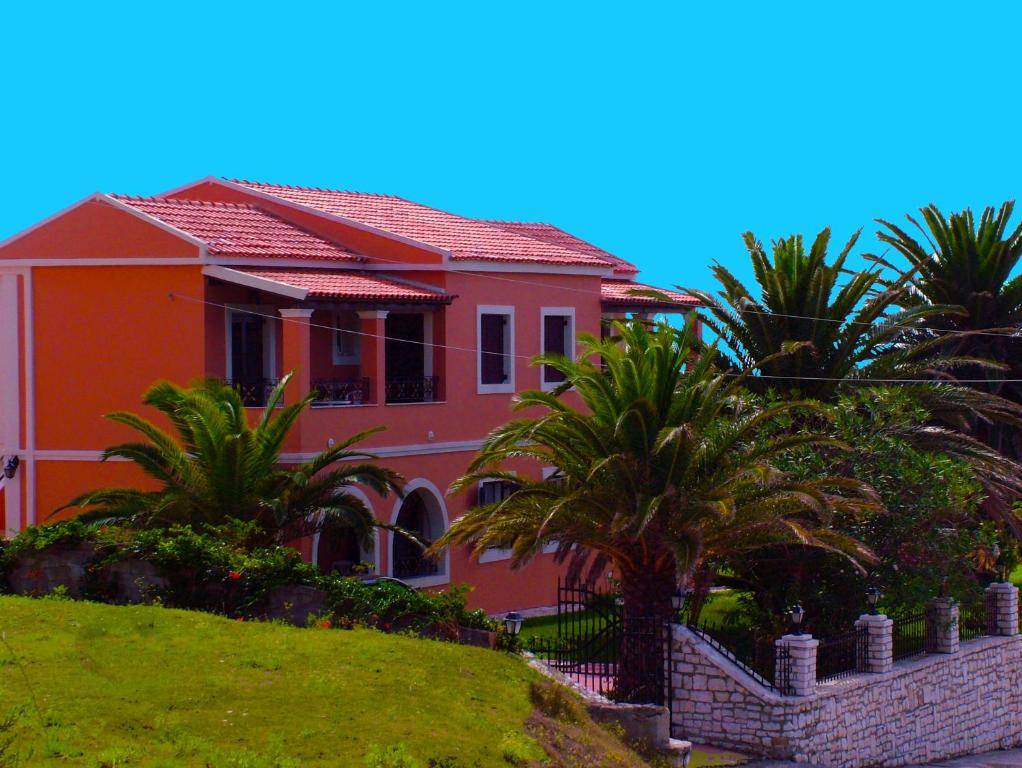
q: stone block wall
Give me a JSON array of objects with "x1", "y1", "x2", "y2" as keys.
[{"x1": 671, "y1": 625, "x2": 1022, "y2": 767}]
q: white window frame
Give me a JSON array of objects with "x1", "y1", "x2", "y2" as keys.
[
  {"x1": 539, "y1": 307, "x2": 576, "y2": 391},
  {"x1": 225, "y1": 305, "x2": 277, "y2": 382},
  {"x1": 476, "y1": 305, "x2": 515, "y2": 394},
  {"x1": 332, "y1": 310, "x2": 362, "y2": 365},
  {"x1": 477, "y1": 477, "x2": 519, "y2": 563},
  {"x1": 387, "y1": 478, "x2": 450, "y2": 589}
]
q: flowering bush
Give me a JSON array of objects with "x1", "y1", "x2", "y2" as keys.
[{"x1": 1, "y1": 520, "x2": 501, "y2": 641}]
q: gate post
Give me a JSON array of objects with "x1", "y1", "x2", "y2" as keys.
[
  {"x1": 985, "y1": 582, "x2": 1020, "y2": 636},
  {"x1": 774, "y1": 633, "x2": 817, "y2": 696},
  {"x1": 854, "y1": 613, "x2": 893, "y2": 673},
  {"x1": 925, "y1": 597, "x2": 959, "y2": 654}
]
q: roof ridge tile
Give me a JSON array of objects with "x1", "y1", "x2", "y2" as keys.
[{"x1": 226, "y1": 178, "x2": 401, "y2": 200}]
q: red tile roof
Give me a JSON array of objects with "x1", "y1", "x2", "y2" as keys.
[
  {"x1": 111, "y1": 196, "x2": 362, "y2": 262},
  {"x1": 234, "y1": 268, "x2": 453, "y2": 303},
  {"x1": 486, "y1": 221, "x2": 638, "y2": 275},
  {"x1": 601, "y1": 279, "x2": 700, "y2": 308},
  {"x1": 228, "y1": 180, "x2": 619, "y2": 269}
]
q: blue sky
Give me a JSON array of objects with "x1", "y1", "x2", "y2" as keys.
[{"x1": 2, "y1": 2, "x2": 1020, "y2": 293}]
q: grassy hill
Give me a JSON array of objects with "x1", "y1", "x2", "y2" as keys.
[{"x1": 0, "y1": 596, "x2": 660, "y2": 767}]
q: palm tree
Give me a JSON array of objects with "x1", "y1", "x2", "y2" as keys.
[
  {"x1": 58, "y1": 374, "x2": 402, "y2": 549},
  {"x1": 432, "y1": 320, "x2": 876, "y2": 702},
  {"x1": 683, "y1": 228, "x2": 962, "y2": 401},
  {"x1": 874, "y1": 201, "x2": 1022, "y2": 456},
  {"x1": 678, "y1": 228, "x2": 1022, "y2": 525}
]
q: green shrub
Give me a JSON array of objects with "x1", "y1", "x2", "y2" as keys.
[
  {"x1": 2, "y1": 521, "x2": 500, "y2": 640},
  {"x1": 528, "y1": 680, "x2": 587, "y2": 725}
]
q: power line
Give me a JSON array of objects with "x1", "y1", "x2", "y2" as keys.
[{"x1": 169, "y1": 290, "x2": 1022, "y2": 382}]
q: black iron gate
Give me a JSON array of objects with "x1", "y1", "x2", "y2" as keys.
[{"x1": 525, "y1": 579, "x2": 671, "y2": 705}]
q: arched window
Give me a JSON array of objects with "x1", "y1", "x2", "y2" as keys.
[
  {"x1": 310, "y1": 488, "x2": 378, "y2": 576},
  {"x1": 314, "y1": 528, "x2": 375, "y2": 576},
  {"x1": 389, "y1": 480, "x2": 449, "y2": 586}
]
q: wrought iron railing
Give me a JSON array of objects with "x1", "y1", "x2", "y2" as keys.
[
  {"x1": 227, "y1": 378, "x2": 280, "y2": 408},
  {"x1": 524, "y1": 581, "x2": 669, "y2": 704},
  {"x1": 959, "y1": 602, "x2": 986, "y2": 642},
  {"x1": 892, "y1": 611, "x2": 929, "y2": 660},
  {"x1": 385, "y1": 376, "x2": 441, "y2": 404},
  {"x1": 311, "y1": 378, "x2": 370, "y2": 406},
  {"x1": 816, "y1": 626, "x2": 867, "y2": 683},
  {"x1": 686, "y1": 619, "x2": 789, "y2": 693},
  {"x1": 392, "y1": 556, "x2": 440, "y2": 579}
]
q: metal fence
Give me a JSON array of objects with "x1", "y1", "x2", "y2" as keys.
[
  {"x1": 685, "y1": 619, "x2": 791, "y2": 694},
  {"x1": 816, "y1": 626, "x2": 867, "y2": 683},
  {"x1": 524, "y1": 580, "x2": 670, "y2": 704},
  {"x1": 959, "y1": 603, "x2": 986, "y2": 642},
  {"x1": 892, "y1": 611, "x2": 930, "y2": 660}
]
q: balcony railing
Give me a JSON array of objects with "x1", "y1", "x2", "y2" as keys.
[
  {"x1": 311, "y1": 378, "x2": 370, "y2": 407},
  {"x1": 385, "y1": 376, "x2": 441, "y2": 404},
  {"x1": 392, "y1": 555, "x2": 441, "y2": 580},
  {"x1": 227, "y1": 378, "x2": 280, "y2": 408}
]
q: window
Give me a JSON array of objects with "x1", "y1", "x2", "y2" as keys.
[
  {"x1": 333, "y1": 311, "x2": 361, "y2": 365},
  {"x1": 477, "y1": 479, "x2": 521, "y2": 563},
  {"x1": 477, "y1": 305, "x2": 514, "y2": 393},
  {"x1": 540, "y1": 308, "x2": 575, "y2": 388},
  {"x1": 226, "y1": 306, "x2": 277, "y2": 407},
  {"x1": 478, "y1": 479, "x2": 521, "y2": 506}
]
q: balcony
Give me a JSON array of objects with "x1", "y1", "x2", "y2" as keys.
[
  {"x1": 227, "y1": 377, "x2": 280, "y2": 408},
  {"x1": 385, "y1": 375, "x2": 441, "y2": 404},
  {"x1": 311, "y1": 378, "x2": 370, "y2": 407}
]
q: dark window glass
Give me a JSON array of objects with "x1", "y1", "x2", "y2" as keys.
[
  {"x1": 478, "y1": 480, "x2": 520, "y2": 505},
  {"x1": 480, "y1": 313, "x2": 508, "y2": 384},
  {"x1": 543, "y1": 314, "x2": 570, "y2": 383}
]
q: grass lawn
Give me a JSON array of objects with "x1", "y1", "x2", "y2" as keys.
[
  {"x1": 522, "y1": 590, "x2": 750, "y2": 641},
  {"x1": 0, "y1": 596, "x2": 655, "y2": 767}
]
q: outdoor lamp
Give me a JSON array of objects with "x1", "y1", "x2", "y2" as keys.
[
  {"x1": 789, "y1": 602, "x2": 805, "y2": 635},
  {"x1": 671, "y1": 588, "x2": 687, "y2": 616},
  {"x1": 3, "y1": 456, "x2": 18, "y2": 480},
  {"x1": 504, "y1": 611, "x2": 523, "y2": 637},
  {"x1": 866, "y1": 585, "x2": 881, "y2": 615}
]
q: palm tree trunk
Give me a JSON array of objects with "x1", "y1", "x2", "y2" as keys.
[{"x1": 615, "y1": 558, "x2": 676, "y2": 704}]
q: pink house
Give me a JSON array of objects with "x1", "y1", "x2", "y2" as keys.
[{"x1": 0, "y1": 177, "x2": 696, "y2": 612}]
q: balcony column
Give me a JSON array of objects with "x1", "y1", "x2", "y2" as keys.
[
  {"x1": 358, "y1": 310, "x2": 389, "y2": 405},
  {"x1": 279, "y1": 309, "x2": 315, "y2": 397}
]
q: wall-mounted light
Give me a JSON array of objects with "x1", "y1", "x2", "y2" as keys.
[{"x1": 3, "y1": 456, "x2": 19, "y2": 480}]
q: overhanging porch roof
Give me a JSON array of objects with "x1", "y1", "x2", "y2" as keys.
[{"x1": 203, "y1": 266, "x2": 455, "y2": 304}]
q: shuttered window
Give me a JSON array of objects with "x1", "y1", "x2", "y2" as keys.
[
  {"x1": 543, "y1": 314, "x2": 570, "y2": 383},
  {"x1": 479, "y1": 311, "x2": 511, "y2": 387},
  {"x1": 541, "y1": 309, "x2": 574, "y2": 388}
]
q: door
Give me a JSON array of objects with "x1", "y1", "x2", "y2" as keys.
[
  {"x1": 385, "y1": 313, "x2": 425, "y2": 402},
  {"x1": 229, "y1": 313, "x2": 268, "y2": 406}
]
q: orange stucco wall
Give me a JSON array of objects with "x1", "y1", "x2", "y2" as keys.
[
  {"x1": 0, "y1": 199, "x2": 200, "y2": 260},
  {"x1": 33, "y1": 265, "x2": 207, "y2": 451}
]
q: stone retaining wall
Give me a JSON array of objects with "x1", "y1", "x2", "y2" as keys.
[{"x1": 671, "y1": 626, "x2": 1022, "y2": 767}]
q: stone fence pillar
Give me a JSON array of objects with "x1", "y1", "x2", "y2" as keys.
[
  {"x1": 925, "y1": 597, "x2": 959, "y2": 654},
  {"x1": 774, "y1": 633, "x2": 817, "y2": 696},
  {"x1": 854, "y1": 613, "x2": 893, "y2": 673},
  {"x1": 985, "y1": 582, "x2": 1019, "y2": 636}
]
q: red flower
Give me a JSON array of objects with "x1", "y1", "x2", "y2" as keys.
[
  {"x1": 383, "y1": 622, "x2": 392, "y2": 631},
  {"x1": 228, "y1": 571, "x2": 242, "y2": 581},
  {"x1": 318, "y1": 619, "x2": 332, "y2": 629}
]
